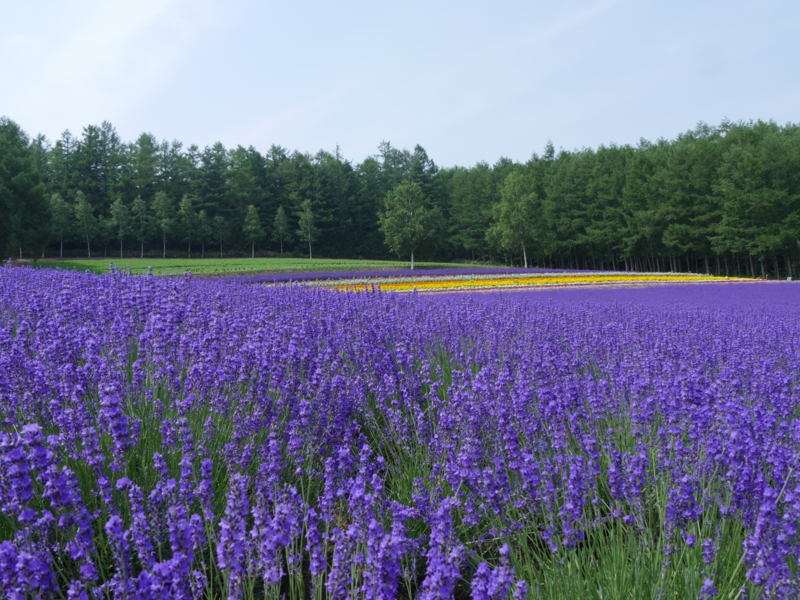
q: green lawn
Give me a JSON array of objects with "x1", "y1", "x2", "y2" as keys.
[{"x1": 33, "y1": 257, "x2": 473, "y2": 276}]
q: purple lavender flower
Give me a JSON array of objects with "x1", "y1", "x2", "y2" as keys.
[{"x1": 217, "y1": 473, "x2": 249, "y2": 599}]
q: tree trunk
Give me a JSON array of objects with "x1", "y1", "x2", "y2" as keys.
[
  {"x1": 188, "y1": 243, "x2": 191, "y2": 259},
  {"x1": 724, "y1": 256, "x2": 729, "y2": 277},
  {"x1": 219, "y1": 240, "x2": 223, "y2": 258},
  {"x1": 202, "y1": 242, "x2": 205, "y2": 259},
  {"x1": 140, "y1": 240, "x2": 144, "y2": 259},
  {"x1": 521, "y1": 242, "x2": 528, "y2": 269},
  {"x1": 410, "y1": 249, "x2": 415, "y2": 271},
  {"x1": 86, "y1": 235, "x2": 91, "y2": 258},
  {"x1": 785, "y1": 256, "x2": 792, "y2": 280},
  {"x1": 280, "y1": 238, "x2": 283, "y2": 255},
  {"x1": 773, "y1": 255, "x2": 780, "y2": 280},
  {"x1": 251, "y1": 242, "x2": 254, "y2": 259},
  {"x1": 704, "y1": 256, "x2": 709, "y2": 275},
  {"x1": 120, "y1": 238, "x2": 123, "y2": 259},
  {"x1": 162, "y1": 232, "x2": 166, "y2": 259},
  {"x1": 60, "y1": 237, "x2": 63, "y2": 258},
  {"x1": 715, "y1": 256, "x2": 720, "y2": 276},
  {"x1": 308, "y1": 241, "x2": 312, "y2": 260}
]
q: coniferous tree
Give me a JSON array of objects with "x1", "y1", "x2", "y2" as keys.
[
  {"x1": 0, "y1": 116, "x2": 797, "y2": 272},
  {"x1": 272, "y1": 206, "x2": 292, "y2": 255},
  {"x1": 0, "y1": 117, "x2": 48, "y2": 258},
  {"x1": 448, "y1": 164, "x2": 495, "y2": 261},
  {"x1": 486, "y1": 171, "x2": 538, "y2": 268},
  {"x1": 198, "y1": 209, "x2": 212, "y2": 258},
  {"x1": 212, "y1": 215, "x2": 228, "y2": 257}
]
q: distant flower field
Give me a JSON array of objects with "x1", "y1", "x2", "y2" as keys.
[
  {"x1": 0, "y1": 265, "x2": 798, "y2": 599},
  {"x1": 298, "y1": 271, "x2": 752, "y2": 293}
]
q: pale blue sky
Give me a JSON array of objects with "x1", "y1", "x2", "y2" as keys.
[{"x1": 2, "y1": 0, "x2": 798, "y2": 166}]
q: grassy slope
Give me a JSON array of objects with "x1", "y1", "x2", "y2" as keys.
[{"x1": 32, "y1": 257, "x2": 471, "y2": 276}]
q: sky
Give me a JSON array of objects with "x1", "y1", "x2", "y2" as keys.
[{"x1": 1, "y1": 0, "x2": 799, "y2": 167}]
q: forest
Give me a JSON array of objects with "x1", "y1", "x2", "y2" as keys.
[{"x1": 1, "y1": 116, "x2": 798, "y2": 277}]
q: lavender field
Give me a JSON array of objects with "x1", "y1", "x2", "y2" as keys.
[{"x1": 1, "y1": 265, "x2": 799, "y2": 599}]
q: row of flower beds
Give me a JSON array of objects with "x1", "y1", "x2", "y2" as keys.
[{"x1": 295, "y1": 272, "x2": 754, "y2": 293}]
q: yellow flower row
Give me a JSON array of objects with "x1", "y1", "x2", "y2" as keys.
[{"x1": 329, "y1": 274, "x2": 745, "y2": 293}]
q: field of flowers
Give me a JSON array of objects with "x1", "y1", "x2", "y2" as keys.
[
  {"x1": 310, "y1": 272, "x2": 747, "y2": 293},
  {"x1": 1, "y1": 264, "x2": 798, "y2": 599}
]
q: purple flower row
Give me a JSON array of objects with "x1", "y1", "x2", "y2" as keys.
[{"x1": 0, "y1": 264, "x2": 798, "y2": 598}]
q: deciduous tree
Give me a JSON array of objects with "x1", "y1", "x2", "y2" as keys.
[
  {"x1": 379, "y1": 180, "x2": 440, "y2": 270},
  {"x1": 296, "y1": 200, "x2": 318, "y2": 259},
  {"x1": 242, "y1": 204, "x2": 265, "y2": 258},
  {"x1": 109, "y1": 197, "x2": 130, "y2": 258},
  {"x1": 272, "y1": 206, "x2": 292, "y2": 255},
  {"x1": 152, "y1": 191, "x2": 174, "y2": 259},
  {"x1": 73, "y1": 191, "x2": 95, "y2": 258}
]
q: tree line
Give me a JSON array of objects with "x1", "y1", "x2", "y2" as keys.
[{"x1": 1, "y1": 116, "x2": 798, "y2": 277}]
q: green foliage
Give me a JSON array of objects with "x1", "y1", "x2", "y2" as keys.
[
  {"x1": 151, "y1": 191, "x2": 174, "y2": 259},
  {"x1": 109, "y1": 197, "x2": 130, "y2": 258},
  {"x1": 131, "y1": 196, "x2": 150, "y2": 259},
  {"x1": 379, "y1": 180, "x2": 441, "y2": 270},
  {"x1": 486, "y1": 170, "x2": 540, "y2": 268},
  {"x1": 296, "y1": 199, "x2": 318, "y2": 259},
  {"x1": 48, "y1": 193, "x2": 72, "y2": 258},
  {"x1": 179, "y1": 194, "x2": 199, "y2": 257},
  {"x1": 272, "y1": 206, "x2": 292, "y2": 255},
  {"x1": 73, "y1": 190, "x2": 95, "y2": 258},
  {"x1": 212, "y1": 215, "x2": 228, "y2": 257},
  {"x1": 2, "y1": 116, "x2": 799, "y2": 274},
  {"x1": 242, "y1": 204, "x2": 265, "y2": 258},
  {"x1": 448, "y1": 163, "x2": 495, "y2": 261},
  {"x1": 0, "y1": 117, "x2": 48, "y2": 257},
  {"x1": 197, "y1": 209, "x2": 212, "y2": 258}
]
